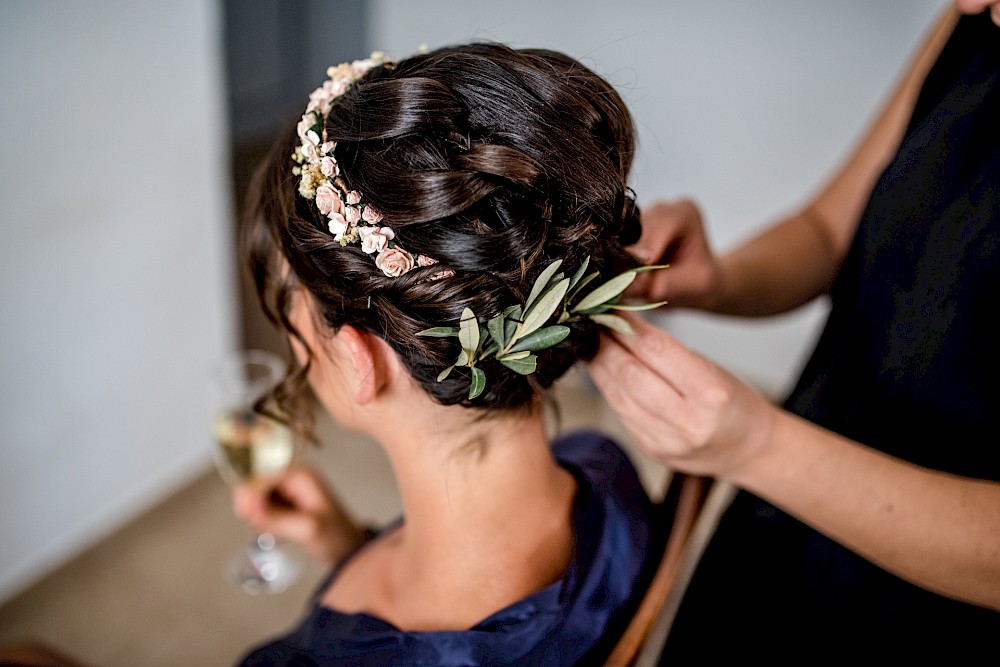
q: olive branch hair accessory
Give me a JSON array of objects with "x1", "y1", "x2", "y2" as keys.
[
  {"x1": 292, "y1": 52, "x2": 442, "y2": 278},
  {"x1": 417, "y1": 257, "x2": 668, "y2": 399}
]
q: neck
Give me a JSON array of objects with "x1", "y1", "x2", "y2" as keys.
[{"x1": 369, "y1": 394, "x2": 577, "y2": 581}]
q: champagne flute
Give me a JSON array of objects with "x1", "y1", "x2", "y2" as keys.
[{"x1": 210, "y1": 349, "x2": 303, "y2": 595}]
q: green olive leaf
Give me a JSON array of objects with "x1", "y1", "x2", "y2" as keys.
[
  {"x1": 468, "y1": 367, "x2": 486, "y2": 399},
  {"x1": 487, "y1": 312, "x2": 507, "y2": 348},
  {"x1": 458, "y1": 307, "x2": 480, "y2": 356},
  {"x1": 436, "y1": 364, "x2": 455, "y2": 382},
  {"x1": 567, "y1": 271, "x2": 599, "y2": 302},
  {"x1": 417, "y1": 326, "x2": 459, "y2": 337},
  {"x1": 519, "y1": 277, "x2": 570, "y2": 338},
  {"x1": 591, "y1": 313, "x2": 634, "y2": 336},
  {"x1": 572, "y1": 272, "x2": 637, "y2": 313},
  {"x1": 503, "y1": 304, "x2": 522, "y2": 318},
  {"x1": 503, "y1": 305, "x2": 522, "y2": 343},
  {"x1": 567, "y1": 256, "x2": 591, "y2": 292},
  {"x1": 509, "y1": 325, "x2": 570, "y2": 353},
  {"x1": 523, "y1": 259, "x2": 563, "y2": 313},
  {"x1": 606, "y1": 301, "x2": 668, "y2": 311},
  {"x1": 497, "y1": 350, "x2": 531, "y2": 361},
  {"x1": 628, "y1": 263, "x2": 670, "y2": 274},
  {"x1": 500, "y1": 354, "x2": 537, "y2": 375}
]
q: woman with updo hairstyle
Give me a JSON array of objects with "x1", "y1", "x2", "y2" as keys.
[{"x1": 234, "y1": 43, "x2": 658, "y2": 666}]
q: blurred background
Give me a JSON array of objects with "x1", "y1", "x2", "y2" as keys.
[{"x1": 0, "y1": 1, "x2": 946, "y2": 665}]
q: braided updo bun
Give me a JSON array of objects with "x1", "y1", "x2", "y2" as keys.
[{"x1": 245, "y1": 42, "x2": 641, "y2": 421}]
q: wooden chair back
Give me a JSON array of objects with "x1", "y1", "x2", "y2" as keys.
[{"x1": 600, "y1": 471, "x2": 713, "y2": 667}]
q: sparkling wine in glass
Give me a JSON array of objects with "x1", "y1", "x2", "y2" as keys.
[{"x1": 211, "y1": 349, "x2": 303, "y2": 595}]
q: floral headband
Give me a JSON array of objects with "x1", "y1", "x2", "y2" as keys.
[{"x1": 292, "y1": 52, "x2": 443, "y2": 278}]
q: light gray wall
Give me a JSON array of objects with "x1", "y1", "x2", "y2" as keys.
[
  {"x1": 0, "y1": 1, "x2": 235, "y2": 602},
  {"x1": 369, "y1": 0, "x2": 947, "y2": 398}
]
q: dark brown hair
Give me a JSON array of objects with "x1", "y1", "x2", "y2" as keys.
[{"x1": 243, "y1": 42, "x2": 641, "y2": 432}]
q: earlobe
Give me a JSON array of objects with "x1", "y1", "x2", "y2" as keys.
[{"x1": 338, "y1": 326, "x2": 390, "y2": 405}]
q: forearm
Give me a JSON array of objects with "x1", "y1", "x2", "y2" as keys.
[
  {"x1": 708, "y1": 205, "x2": 842, "y2": 316},
  {"x1": 733, "y1": 408, "x2": 1000, "y2": 611},
  {"x1": 707, "y1": 8, "x2": 959, "y2": 318}
]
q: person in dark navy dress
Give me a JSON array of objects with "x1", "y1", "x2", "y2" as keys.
[
  {"x1": 588, "y1": 2, "x2": 1000, "y2": 661},
  {"x1": 231, "y1": 43, "x2": 657, "y2": 666}
]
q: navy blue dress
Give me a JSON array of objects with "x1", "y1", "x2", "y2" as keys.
[
  {"x1": 662, "y1": 11, "x2": 1000, "y2": 662},
  {"x1": 238, "y1": 430, "x2": 654, "y2": 666}
]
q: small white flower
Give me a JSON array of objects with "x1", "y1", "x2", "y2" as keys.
[
  {"x1": 351, "y1": 59, "x2": 376, "y2": 77},
  {"x1": 301, "y1": 141, "x2": 319, "y2": 163},
  {"x1": 297, "y1": 113, "x2": 317, "y2": 140},
  {"x1": 328, "y1": 213, "x2": 349, "y2": 241}
]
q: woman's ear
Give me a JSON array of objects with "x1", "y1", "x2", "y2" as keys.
[{"x1": 336, "y1": 325, "x2": 395, "y2": 405}]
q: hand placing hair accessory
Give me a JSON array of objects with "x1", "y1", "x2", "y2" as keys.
[
  {"x1": 292, "y1": 52, "x2": 442, "y2": 278},
  {"x1": 418, "y1": 257, "x2": 668, "y2": 399}
]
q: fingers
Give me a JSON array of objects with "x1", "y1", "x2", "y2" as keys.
[
  {"x1": 631, "y1": 199, "x2": 695, "y2": 265},
  {"x1": 587, "y1": 313, "x2": 740, "y2": 466},
  {"x1": 588, "y1": 332, "x2": 694, "y2": 465},
  {"x1": 606, "y1": 313, "x2": 725, "y2": 400},
  {"x1": 232, "y1": 484, "x2": 265, "y2": 523},
  {"x1": 625, "y1": 199, "x2": 712, "y2": 305},
  {"x1": 232, "y1": 465, "x2": 334, "y2": 535},
  {"x1": 588, "y1": 327, "x2": 683, "y2": 422},
  {"x1": 271, "y1": 466, "x2": 333, "y2": 512}
]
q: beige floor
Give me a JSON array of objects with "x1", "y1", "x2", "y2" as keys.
[{"x1": 0, "y1": 370, "x2": 677, "y2": 667}]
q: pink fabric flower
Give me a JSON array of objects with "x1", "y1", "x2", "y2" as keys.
[
  {"x1": 306, "y1": 87, "x2": 332, "y2": 113},
  {"x1": 358, "y1": 226, "x2": 395, "y2": 254},
  {"x1": 345, "y1": 191, "x2": 362, "y2": 205},
  {"x1": 315, "y1": 185, "x2": 342, "y2": 217},
  {"x1": 325, "y1": 76, "x2": 348, "y2": 98},
  {"x1": 429, "y1": 269, "x2": 455, "y2": 281},
  {"x1": 417, "y1": 255, "x2": 438, "y2": 267},
  {"x1": 351, "y1": 59, "x2": 376, "y2": 77},
  {"x1": 374, "y1": 247, "x2": 414, "y2": 277},
  {"x1": 361, "y1": 206, "x2": 383, "y2": 223},
  {"x1": 345, "y1": 206, "x2": 362, "y2": 224},
  {"x1": 319, "y1": 157, "x2": 338, "y2": 177}
]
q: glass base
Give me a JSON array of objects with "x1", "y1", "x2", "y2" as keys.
[{"x1": 225, "y1": 533, "x2": 303, "y2": 595}]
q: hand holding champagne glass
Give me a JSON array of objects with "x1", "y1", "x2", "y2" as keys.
[{"x1": 211, "y1": 349, "x2": 303, "y2": 594}]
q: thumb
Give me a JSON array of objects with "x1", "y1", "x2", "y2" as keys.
[
  {"x1": 269, "y1": 466, "x2": 333, "y2": 512},
  {"x1": 232, "y1": 484, "x2": 268, "y2": 523}
]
